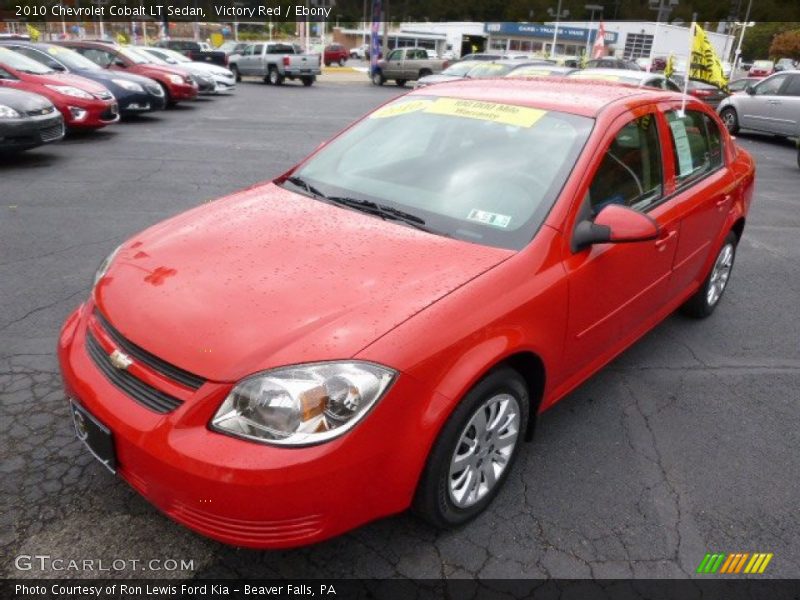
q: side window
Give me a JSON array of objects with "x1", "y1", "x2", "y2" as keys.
[
  {"x1": 754, "y1": 75, "x2": 787, "y2": 96},
  {"x1": 665, "y1": 110, "x2": 722, "y2": 185},
  {"x1": 0, "y1": 67, "x2": 16, "y2": 79},
  {"x1": 82, "y1": 48, "x2": 114, "y2": 67},
  {"x1": 387, "y1": 49, "x2": 402, "y2": 61},
  {"x1": 779, "y1": 75, "x2": 800, "y2": 96},
  {"x1": 253, "y1": 44, "x2": 265, "y2": 55},
  {"x1": 588, "y1": 114, "x2": 663, "y2": 214},
  {"x1": 12, "y1": 47, "x2": 45, "y2": 64}
]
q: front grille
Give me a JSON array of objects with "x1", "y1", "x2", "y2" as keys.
[
  {"x1": 26, "y1": 106, "x2": 55, "y2": 117},
  {"x1": 86, "y1": 331, "x2": 183, "y2": 414},
  {"x1": 94, "y1": 91, "x2": 114, "y2": 101},
  {"x1": 94, "y1": 309, "x2": 206, "y2": 390},
  {"x1": 39, "y1": 123, "x2": 64, "y2": 142}
]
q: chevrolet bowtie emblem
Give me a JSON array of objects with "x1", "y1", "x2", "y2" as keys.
[{"x1": 109, "y1": 349, "x2": 133, "y2": 370}]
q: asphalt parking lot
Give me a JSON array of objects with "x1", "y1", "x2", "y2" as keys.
[{"x1": 1, "y1": 79, "x2": 799, "y2": 580}]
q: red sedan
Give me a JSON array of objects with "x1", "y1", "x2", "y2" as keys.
[
  {"x1": 57, "y1": 41, "x2": 198, "y2": 105},
  {"x1": 0, "y1": 47, "x2": 118, "y2": 129},
  {"x1": 59, "y1": 79, "x2": 754, "y2": 548}
]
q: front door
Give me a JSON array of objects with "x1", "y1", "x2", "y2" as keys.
[
  {"x1": 738, "y1": 73, "x2": 790, "y2": 134},
  {"x1": 562, "y1": 110, "x2": 681, "y2": 374}
]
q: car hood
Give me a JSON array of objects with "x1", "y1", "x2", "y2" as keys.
[
  {"x1": 23, "y1": 72, "x2": 110, "y2": 94},
  {"x1": 134, "y1": 63, "x2": 190, "y2": 78},
  {"x1": 418, "y1": 74, "x2": 463, "y2": 85},
  {"x1": 74, "y1": 68, "x2": 156, "y2": 87},
  {"x1": 95, "y1": 183, "x2": 513, "y2": 382},
  {"x1": 0, "y1": 87, "x2": 53, "y2": 111}
]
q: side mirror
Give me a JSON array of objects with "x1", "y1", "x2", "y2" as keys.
[
  {"x1": 48, "y1": 61, "x2": 66, "y2": 72},
  {"x1": 745, "y1": 84, "x2": 755, "y2": 95},
  {"x1": 113, "y1": 59, "x2": 126, "y2": 68},
  {"x1": 573, "y1": 204, "x2": 660, "y2": 251}
]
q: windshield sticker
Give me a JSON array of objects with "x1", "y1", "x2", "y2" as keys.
[
  {"x1": 573, "y1": 73, "x2": 621, "y2": 82},
  {"x1": 467, "y1": 209, "x2": 512, "y2": 228},
  {"x1": 426, "y1": 98, "x2": 546, "y2": 128},
  {"x1": 370, "y1": 99, "x2": 434, "y2": 119},
  {"x1": 514, "y1": 69, "x2": 551, "y2": 77}
]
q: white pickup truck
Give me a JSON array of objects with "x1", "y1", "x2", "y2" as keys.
[{"x1": 229, "y1": 42, "x2": 321, "y2": 86}]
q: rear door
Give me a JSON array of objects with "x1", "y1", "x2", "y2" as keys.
[{"x1": 662, "y1": 106, "x2": 737, "y2": 297}]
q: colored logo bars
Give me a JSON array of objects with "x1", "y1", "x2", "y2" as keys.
[{"x1": 696, "y1": 552, "x2": 774, "y2": 574}]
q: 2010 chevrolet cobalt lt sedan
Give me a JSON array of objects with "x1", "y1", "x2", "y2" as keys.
[{"x1": 59, "y1": 79, "x2": 755, "y2": 548}]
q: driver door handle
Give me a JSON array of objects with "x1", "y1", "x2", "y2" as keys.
[
  {"x1": 716, "y1": 194, "x2": 732, "y2": 208},
  {"x1": 654, "y1": 229, "x2": 677, "y2": 251}
]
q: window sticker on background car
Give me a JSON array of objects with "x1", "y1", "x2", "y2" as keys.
[
  {"x1": 467, "y1": 209, "x2": 512, "y2": 228},
  {"x1": 370, "y1": 99, "x2": 434, "y2": 119},
  {"x1": 669, "y1": 118, "x2": 695, "y2": 176}
]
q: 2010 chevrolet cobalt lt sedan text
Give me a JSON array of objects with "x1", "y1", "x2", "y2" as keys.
[{"x1": 58, "y1": 79, "x2": 755, "y2": 548}]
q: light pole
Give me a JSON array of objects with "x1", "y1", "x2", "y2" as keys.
[
  {"x1": 584, "y1": 4, "x2": 603, "y2": 59},
  {"x1": 732, "y1": 0, "x2": 754, "y2": 75},
  {"x1": 547, "y1": 0, "x2": 569, "y2": 59}
]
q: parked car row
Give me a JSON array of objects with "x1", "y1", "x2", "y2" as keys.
[{"x1": 0, "y1": 40, "x2": 237, "y2": 154}]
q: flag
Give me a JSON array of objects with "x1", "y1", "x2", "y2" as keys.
[
  {"x1": 115, "y1": 32, "x2": 129, "y2": 45},
  {"x1": 26, "y1": 24, "x2": 41, "y2": 42},
  {"x1": 664, "y1": 53, "x2": 675, "y2": 79},
  {"x1": 370, "y1": 0, "x2": 382, "y2": 76},
  {"x1": 591, "y1": 22, "x2": 606, "y2": 59},
  {"x1": 689, "y1": 24, "x2": 728, "y2": 92}
]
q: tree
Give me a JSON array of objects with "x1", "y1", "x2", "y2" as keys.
[
  {"x1": 741, "y1": 22, "x2": 800, "y2": 61},
  {"x1": 769, "y1": 29, "x2": 800, "y2": 60}
]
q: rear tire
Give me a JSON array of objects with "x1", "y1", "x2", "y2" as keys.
[
  {"x1": 720, "y1": 107, "x2": 739, "y2": 135},
  {"x1": 680, "y1": 231, "x2": 738, "y2": 318},
  {"x1": 413, "y1": 367, "x2": 529, "y2": 528},
  {"x1": 419, "y1": 69, "x2": 432, "y2": 79},
  {"x1": 396, "y1": 79, "x2": 407, "y2": 87},
  {"x1": 267, "y1": 68, "x2": 283, "y2": 86},
  {"x1": 301, "y1": 76, "x2": 315, "y2": 87}
]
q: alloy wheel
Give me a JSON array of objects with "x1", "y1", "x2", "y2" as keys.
[{"x1": 707, "y1": 243, "x2": 734, "y2": 306}]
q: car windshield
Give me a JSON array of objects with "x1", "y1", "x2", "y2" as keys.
[
  {"x1": 118, "y1": 47, "x2": 151, "y2": 64},
  {"x1": 753, "y1": 60, "x2": 773, "y2": 68},
  {"x1": 41, "y1": 45, "x2": 102, "y2": 71},
  {"x1": 466, "y1": 63, "x2": 516, "y2": 78},
  {"x1": 284, "y1": 95, "x2": 593, "y2": 250},
  {"x1": 507, "y1": 66, "x2": 564, "y2": 78},
  {"x1": 157, "y1": 48, "x2": 190, "y2": 63},
  {"x1": 568, "y1": 71, "x2": 641, "y2": 85},
  {"x1": 441, "y1": 61, "x2": 481, "y2": 76},
  {"x1": 0, "y1": 47, "x2": 54, "y2": 74}
]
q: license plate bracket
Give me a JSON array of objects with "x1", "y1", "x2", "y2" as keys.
[{"x1": 70, "y1": 400, "x2": 116, "y2": 474}]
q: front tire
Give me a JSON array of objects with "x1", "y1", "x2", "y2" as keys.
[
  {"x1": 338, "y1": 58, "x2": 345, "y2": 67},
  {"x1": 371, "y1": 71, "x2": 385, "y2": 86},
  {"x1": 680, "y1": 231, "x2": 738, "y2": 318},
  {"x1": 230, "y1": 65, "x2": 241, "y2": 82},
  {"x1": 720, "y1": 107, "x2": 739, "y2": 134},
  {"x1": 414, "y1": 367, "x2": 529, "y2": 528}
]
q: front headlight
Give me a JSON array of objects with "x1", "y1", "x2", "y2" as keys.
[
  {"x1": 166, "y1": 74, "x2": 183, "y2": 85},
  {"x1": 211, "y1": 362, "x2": 396, "y2": 446},
  {"x1": 0, "y1": 104, "x2": 21, "y2": 118},
  {"x1": 45, "y1": 85, "x2": 93, "y2": 99},
  {"x1": 111, "y1": 79, "x2": 144, "y2": 93},
  {"x1": 93, "y1": 244, "x2": 121, "y2": 286}
]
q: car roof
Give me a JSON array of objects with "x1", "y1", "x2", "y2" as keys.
[{"x1": 409, "y1": 78, "x2": 674, "y2": 118}]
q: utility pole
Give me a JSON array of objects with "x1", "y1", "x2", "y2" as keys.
[
  {"x1": 584, "y1": 4, "x2": 603, "y2": 59},
  {"x1": 732, "y1": 0, "x2": 754, "y2": 74},
  {"x1": 547, "y1": 0, "x2": 569, "y2": 59}
]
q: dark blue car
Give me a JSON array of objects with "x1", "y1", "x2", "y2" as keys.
[{"x1": 0, "y1": 42, "x2": 166, "y2": 116}]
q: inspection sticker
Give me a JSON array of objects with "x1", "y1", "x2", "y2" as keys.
[{"x1": 467, "y1": 209, "x2": 512, "y2": 228}]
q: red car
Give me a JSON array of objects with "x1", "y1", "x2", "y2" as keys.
[
  {"x1": 57, "y1": 41, "x2": 198, "y2": 105},
  {"x1": 748, "y1": 60, "x2": 775, "y2": 78},
  {"x1": 323, "y1": 43, "x2": 349, "y2": 67},
  {"x1": 59, "y1": 79, "x2": 754, "y2": 548},
  {"x1": 0, "y1": 47, "x2": 118, "y2": 130}
]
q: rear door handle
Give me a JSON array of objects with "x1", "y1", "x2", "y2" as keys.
[
  {"x1": 716, "y1": 194, "x2": 732, "y2": 208},
  {"x1": 654, "y1": 230, "x2": 677, "y2": 250}
]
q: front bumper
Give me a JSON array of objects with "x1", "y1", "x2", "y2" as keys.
[
  {"x1": 60, "y1": 99, "x2": 119, "y2": 129},
  {"x1": 0, "y1": 112, "x2": 64, "y2": 151},
  {"x1": 165, "y1": 81, "x2": 199, "y2": 102},
  {"x1": 57, "y1": 303, "x2": 440, "y2": 548},
  {"x1": 119, "y1": 89, "x2": 167, "y2": 114}
]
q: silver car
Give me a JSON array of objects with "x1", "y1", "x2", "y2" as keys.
[
  {"x1": 138, "y1": 47, "x2": 236, "y2": 94},
  {"x1": 717, "y1": 71, "x2": 800, "y2": 137}
]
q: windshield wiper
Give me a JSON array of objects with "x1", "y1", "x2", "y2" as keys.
[
  {"x1": 283, "y1": 176, "x2": 431, "y2": 233},
  {"x1": 327, "y1": 196, "x2": 430, "y2": 231},
  {"x1": 285, "y1": 175, "x2": 328, "y2": 199}
]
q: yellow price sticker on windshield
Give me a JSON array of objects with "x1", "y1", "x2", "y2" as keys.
[
  {"x1": 573, "y1": 73, "x2": 620, "y2": 82},
  {"x1": 425, "y1": 98, "x2": 546, "y2": 128},
  {"x1": 513, "y1": 69, "x2": 551, "y2": 77},
  {"x1": 370, "y1": 99, "x2": 433, "y2": 119}
]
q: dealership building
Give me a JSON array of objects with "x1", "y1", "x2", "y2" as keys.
[{"x1": 484, "y1": 21, "x2": 732, "y2": 61}]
